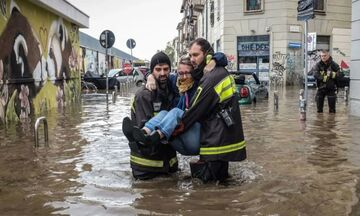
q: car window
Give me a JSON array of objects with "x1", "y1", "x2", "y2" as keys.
[{"x1": 108, "y1": 69, "x2": 121, "y2": 77}]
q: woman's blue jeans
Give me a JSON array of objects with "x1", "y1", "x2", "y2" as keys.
[{"x1": 144, "y1": 108, "x2": 200, "y2": 155}]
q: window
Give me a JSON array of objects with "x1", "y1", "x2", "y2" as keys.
[
  {"x1": 316, "y1": 35, "x2": 330, "y2": 51},
  {"x1": 210, "y1": 0, "x2": 214, "y2": 27},
  {"x1": 216, "y1": 39, "x2": 221, "y2": 52},
  {"x1": 244, "y1": 0, "x2": 263, "y2": 13},
  {"x1": 217, "y1": 0, "x2": 221, "y2": 21},
  {"x1": 314, "y1": 0, "x2": 325, "y2": 13}
]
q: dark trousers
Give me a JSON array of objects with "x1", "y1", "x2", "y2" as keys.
[
  {"x1": 316, "y1": 89, "x2": 336, "y2": 113},
  {"x1": 190, "y1": 160, "x2": 229, "y2": 183}
]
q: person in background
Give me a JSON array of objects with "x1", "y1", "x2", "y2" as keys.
[{"x1": 312, "y1": 49, "x2": 343, "y2": 113}]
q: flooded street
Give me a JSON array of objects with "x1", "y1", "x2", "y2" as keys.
[{"x1": 1, "y1": 87, "x2": 360, "y2": 216}]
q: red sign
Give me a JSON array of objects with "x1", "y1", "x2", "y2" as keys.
[{"x1": 123, "y1": 63, "x2": 133, "y2": 75}]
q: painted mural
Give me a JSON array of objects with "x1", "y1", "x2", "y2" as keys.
[
  {"x1": 84, "y1": 48, "x2": 97, "y2": 74},
  {"x1": 0, "y1": 0, "x2": 81, "y2": 125}
]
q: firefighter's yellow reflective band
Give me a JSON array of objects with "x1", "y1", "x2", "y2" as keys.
[
  {"x1": 332, "y1": 72, "x2": 336, "y2": 79},
  {"x1": 214, "y1": 76, "x2": 236, "y2": 102},
  {"x1": 200, "y1": 140, "x2": 246, "y2": 155},
  {"x1": 169, "y1": 157, "x2": 178, "y2": 167},
  {"x1": 191, "y1": 86, "x2": 203, "y2": 106},
  {"x1": 130, "y1": 155, "x2": 163, "y2": 167}
]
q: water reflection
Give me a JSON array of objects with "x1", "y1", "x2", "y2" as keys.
[{"x1": 1, "y1": 87, "x2": 360, "y2": 215}]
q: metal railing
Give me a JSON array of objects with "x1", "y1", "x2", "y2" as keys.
[{"x1": 34, "y1": 116, "x2": 49, "y2": 147}]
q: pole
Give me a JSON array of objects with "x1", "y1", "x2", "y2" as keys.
[
  {"x1": 304, "y1": 20, "x2": 308, "y2": 106},
  {"x1": 105, "y1": 31, "x2": 109, "y2": 95},
  {"x1": 300, "y1": 20, "x2": 309, "y2": 121}
]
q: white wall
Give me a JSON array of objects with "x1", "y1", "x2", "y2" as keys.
[{"x1": 350, "y1": 0, "x2": 360, "y2": 116}]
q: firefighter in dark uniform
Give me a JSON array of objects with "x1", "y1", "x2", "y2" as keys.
[
  {"x1": 122, "y1": 52, "x2": 178, "y2": 180},
  {"x1": 312, "y1": 50, "x2": 343, "y2": 113},
  {"x1": 173, "y1": 38, "x2": 246, "y2": 182}
]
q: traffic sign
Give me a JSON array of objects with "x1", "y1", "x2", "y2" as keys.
[
  {"x1": 126, "y1": 38, "x2": 136, "y2": 49},
  {"x1": 123, "y1": 63, "x2": 133, "y2": 75},
  {"x1": 99, "y1": 30, "x2": 115, "y2": 49}
]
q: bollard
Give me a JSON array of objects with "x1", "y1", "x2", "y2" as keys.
[
  {"x1": 112, "y1": 91, "x2": 116, "y2": 103},
  {"x1": 344, "y1": 86, "x2": 349, "y2": 103},
  {"x1": 274, "y1": 91, "x2": 279, "y2": 111},
  {"x1": 34, "y1": 116, "x2": 49, "y2": 147},
  {"x1": 120, "y1": 83, "x2": 124, "y2": 96},
  {"x1": 299, "y1": 89, "x2": 306, "y2": 121}
]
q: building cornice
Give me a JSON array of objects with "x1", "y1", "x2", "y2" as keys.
[{"x1": 29, "y1": 0, "x2": 89, "y2": 28}]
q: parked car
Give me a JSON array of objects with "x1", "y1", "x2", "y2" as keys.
[
  {"x1": 83, "y1": 71, "x2": 119, "y2": 90},
  {"x1": 132, "y1": 68, "x2": 146, "y2": 86},
  {"x1": 108, "y1": 68, "x2": 145, "y2": 87},
  {"x1": 230, "y1": 71, "x2": 269, "y2": 105}
]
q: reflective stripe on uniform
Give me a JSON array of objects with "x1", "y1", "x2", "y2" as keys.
[
  {"x1": 200, "y1": 140, "x2": 246, "y2": 155},
  {"x1": 214, "y1": 75, "x2": 236, "y2": 103},
  {"x1": 130, "y1": 155, "x2": 164, "y2": 167},
  {"x1": 169, "y1": 156, "x2": 178, "y2": 167},
  {"x1": 191, "y1": 86, "x2": 203, "y2": 106}
]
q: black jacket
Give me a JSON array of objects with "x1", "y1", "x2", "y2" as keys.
[
  {"x1": 180, "y1": 66, "x2": 246, "y2": 162},
  {"x1": 131, "y1": 84, "x2": 174, "y2": 127},
  {"x1": 129, "y1": 83, "x2": 177, "y2": 173},
  {"x1": 313, "y1": 57, "x2": 341, "y2": 91}
]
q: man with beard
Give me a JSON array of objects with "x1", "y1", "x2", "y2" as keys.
[
  {"x1": 312, "y1": 49, "x2": 342, "y2": 113},
  {"x1": 122, "y1": 51, "x2": 178, "y2": 180},
  {"x1": 173, "y1": 38, "x2": 247, "y2": 183}
]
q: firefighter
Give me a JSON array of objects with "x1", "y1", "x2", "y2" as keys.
[
  {"x1": 122, "y1": 51, "x2": 178, "y2": 180},
  {"x1": 312, "y1": 49, "x2": 343, "y2": 113},
  {"x1": 173, "y1": 38, "x2": 247, "y2": 182}
]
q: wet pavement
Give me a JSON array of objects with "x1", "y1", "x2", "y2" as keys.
[{"x1": 1, "y1": 87, "x2": 360, "y2": 216}]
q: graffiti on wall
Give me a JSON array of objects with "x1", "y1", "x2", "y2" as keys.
[
  {"x1": 0, "y1": 0, "x2": 81, "y2": 124},
  {"x1": 307, "y1": 49, "x2": 321, "y2": 73},
  {"x1": 271, "y1": 52, "x2": 301, "y2": 85},
  {"x1": 271, "y1": 52, "x2": 289, "y2": 84},
  {"x1": 84, "y1": 49, "x2": 97, "y2": 74},
  {"x1": 98, "y1": 53, "x2": 106, "y2": 75}
]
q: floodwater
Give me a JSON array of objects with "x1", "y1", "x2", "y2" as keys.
[{"x1": 1, "y1": 87, "x2": 360, "y2": 216}]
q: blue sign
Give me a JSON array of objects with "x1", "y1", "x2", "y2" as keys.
[{"x1": 288, "y1": 42, "x2": 302, "y2": 49}]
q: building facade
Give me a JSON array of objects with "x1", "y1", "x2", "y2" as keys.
[
  {"x1": 0, "y1": 0, "x2": 88, "y2": 124},
  {"x1": 351, "y1": 0, "x2": 360, "y2": 116},
  {"x1": 178, "y1": 0, "x2": 351, "y2": 85},
  {"x1": 79, "y1": 32, "x2": 138, "y2": 76}
]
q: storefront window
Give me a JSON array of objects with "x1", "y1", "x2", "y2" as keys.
[
  {"x1": 237, "y1": 35, "x2": 270, "y2": 81},
  {"x1": 245, "y1": 0, "x2": 263, "y2": 13}
]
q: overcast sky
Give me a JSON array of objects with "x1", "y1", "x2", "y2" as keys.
[{"x1": 67, "y1": 0, "x2": 183, "y2": 60}]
